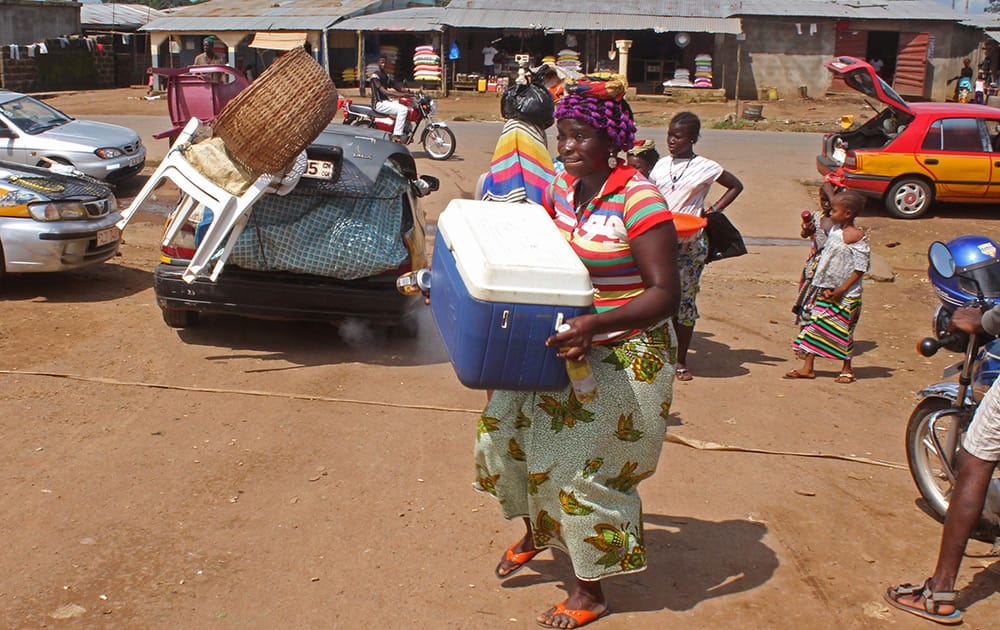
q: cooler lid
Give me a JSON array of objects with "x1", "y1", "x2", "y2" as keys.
[{"x1": 436, "y1": 199, "x2": 594, "y2": 307}]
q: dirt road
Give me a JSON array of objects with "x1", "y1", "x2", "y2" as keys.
[{"x1": 0, "y1": 88, "x2": 998, "y2": 628}]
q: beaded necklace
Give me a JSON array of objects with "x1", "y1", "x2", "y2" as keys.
[{"x1": 669, "y1": 154, "x2": 695, "y2": 192}]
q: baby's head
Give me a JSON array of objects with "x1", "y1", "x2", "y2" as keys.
[{"x1": 831, "y1": 190, "x2": 865, "y2": 223}]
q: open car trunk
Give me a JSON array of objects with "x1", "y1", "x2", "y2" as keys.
[{"x1": 822, "y1": 56, "x2": 915, "y2": 166}]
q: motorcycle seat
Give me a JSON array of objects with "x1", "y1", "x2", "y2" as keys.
[{"x1": 348, "y1": 104, "x2": 377, "y2": 117}]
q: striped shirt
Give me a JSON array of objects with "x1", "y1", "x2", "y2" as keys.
[{"x1": 543, "y1": 164, "x2": 673, "y2": 343}]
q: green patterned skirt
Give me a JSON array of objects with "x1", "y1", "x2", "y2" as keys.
[{"x1": 474, "y1": 323, "x2": 675, "y2": 581}]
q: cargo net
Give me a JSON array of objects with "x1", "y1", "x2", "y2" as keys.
[
  {"x1": 7, "y1": 174, "x2": 107, "y2": 200},
  {"x1": 225, "y1": 160, "x2": 410, "y2": 280}
]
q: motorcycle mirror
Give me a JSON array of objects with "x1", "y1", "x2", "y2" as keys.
[{"x1": 928, "y1": 241, "x2": 956, "y2": 279}]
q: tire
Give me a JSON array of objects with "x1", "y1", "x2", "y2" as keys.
[
  {"x1": 423, "y1": 126, "x2": 456, "y2": 160},
  {"x1": 0, "y1": 238, "x2": 5, "y2": 291},
  {"x1": 905, "y1": 397, "x2": 963, "y2": 520},
  {"x1": 885, "y1": 177, "x2": 934, "y2": 219},
  {"x1": 161, "y1": 307, "x2": 198, "y2": 329}
]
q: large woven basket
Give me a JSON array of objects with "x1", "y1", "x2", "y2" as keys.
[{"x1": 213, "y1": 47, "x2": 337, "y2": 175}]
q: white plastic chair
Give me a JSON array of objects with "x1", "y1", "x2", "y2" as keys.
[{"x1": 117, "y1": 117, "x2": 280, "y2": 283}]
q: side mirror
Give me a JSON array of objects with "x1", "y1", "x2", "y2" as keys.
[
  {"x1": 420, "y1": 175, "x2": 439, "y2": 192},
  {"x1": 0, "y1": 126, "x2": 15, "y2": 139},
  {"x1": 928, "y1": 241, "x2": 956, "y2": 279}
]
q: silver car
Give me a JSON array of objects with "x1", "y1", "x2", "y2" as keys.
[
  {"x1": 0, "y1": 90, "x2": 145, "y2": 181},
  {"x1": 0, "y1": 161, "x2": 121, "y2": 280}
]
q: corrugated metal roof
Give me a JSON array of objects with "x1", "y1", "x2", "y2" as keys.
[
  {"x1": 141, "y1": 16, "x2": 347, "y2": 32},
  {"x1": 733, "y1": 0, "x2": 965, "y2": 21},
  {"x1": 330, "y1": 7, "x2": 446, "y2": 31},
  {"x1": 986, "y1": 30, "x2": 1000, "y2": 44},
  {"x1": 82, "y1": 4, "x2": 167, "y2": 29},
  {"x1": 429, "y1": 9, "x2": 740, "y2": 33},
  {"x1": 156, "y1": 0, "x2": 374, "y2": 19},
  {"x1": 961, "y1": 15, "x2": 1000, "y2": 29},
  {"x1": 141, "y1": 0, "x2": 383, "y2": 32},
  {"x1": 448, "y1": 0, "x2": 739, "y2": 19}
]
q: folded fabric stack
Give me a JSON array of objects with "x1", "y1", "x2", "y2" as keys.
[
  {"x1": 663, "y1": 68, "x2": 693, "y2": 88},
  {"x1": 380, "y1": 45, "x2": 399, "y2": 76},
  {"x1": 341, "y1": 67, "x2": 359, "y2": 84},
  {"x1": 693, "y1": 54, "x2": 713, "y2": 88},
  {"x1": 556, "y1": 48, "x2": 580, "y2": 73},
  {"x1": 541, "y1": 55, "x2": 557, "y2": 66},
  {"x1": 413, "y1": 44, "x2": 442, "y2": 83}
]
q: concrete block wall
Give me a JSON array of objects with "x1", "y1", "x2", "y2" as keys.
[{"x1": 0, "y1": 40, "x2": 115, "y2": 91}]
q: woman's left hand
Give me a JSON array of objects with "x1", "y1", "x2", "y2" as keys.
[
  {"x1": 546, "y1": 314, "x2": 598, "y2": 361},
  {"x1": 822, "y1": 288, "x2": 842, "y2": 302}
]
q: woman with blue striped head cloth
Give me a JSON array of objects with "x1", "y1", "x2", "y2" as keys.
[{"x1": 475, "y1": 75, "x2": 681, "y2": 628}]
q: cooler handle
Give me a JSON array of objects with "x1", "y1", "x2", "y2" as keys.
[{"x1": 501, "y1": 309, "x2": 510, "y2": 328}]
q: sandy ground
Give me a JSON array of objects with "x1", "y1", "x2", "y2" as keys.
[{"x1": 0, "y1": 87, "x2": 998, "y2": 628}]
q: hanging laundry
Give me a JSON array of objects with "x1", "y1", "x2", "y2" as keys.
[
  {"x1": 26, "y1": 44, "x2": 37, "y2": 58},
  {"x1": 8, "y1": 44, "x2": 19, "y2": 60},
  {"x1": 57, "y1": 37, "x2": 69, "y2": 48},
  {"x1": 37, "y1": 42, "x2": 48, "y2": 54}
]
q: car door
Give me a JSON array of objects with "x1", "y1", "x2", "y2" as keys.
[
  {"x1": 985, "y1": 118, "x2": 1000, "y2": 200},
  {"x1": 915, "y1": 117, "x2": 991, "y2": 200}
]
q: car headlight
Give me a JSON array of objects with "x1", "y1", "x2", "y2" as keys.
[
  {"x1": 107, "y1": 194, "x2": 119, "y2": 213},
  {"x1": 95, "y1": 147, "x2": 124, "y2": 159},
  {"x1": 27, "y1": 201, "x2": 88, "y2": 221}
]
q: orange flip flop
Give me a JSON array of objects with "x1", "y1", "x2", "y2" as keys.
[
  {"x1": 537, "y1": 601, "x2": 609, "y2": 628},
  {"x1": 495, "y1": 541, "x2": 539, "y2": 579}
]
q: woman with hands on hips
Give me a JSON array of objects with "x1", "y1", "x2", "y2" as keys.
[{"x1": 474, "y1": 76, "x2": 679, "y2": 629}]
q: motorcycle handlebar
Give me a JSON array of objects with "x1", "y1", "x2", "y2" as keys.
[{"x1": 918, "y1": 334, "x2": 962, "y2": 357}]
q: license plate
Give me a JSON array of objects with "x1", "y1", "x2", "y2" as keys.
[
  {"x1": 96, "y1": 226, "x2": 119, "y2": 247},
  {"x1": 303, "y1": 159, "x2": 335, "y2": 180},
  {"x1": 128, "y1": 155, "x2": 144, "y2": 167}
]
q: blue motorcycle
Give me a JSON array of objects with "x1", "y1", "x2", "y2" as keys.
[{"x1": 908, "y1": 235, "x2": 1000, "y2": 535}]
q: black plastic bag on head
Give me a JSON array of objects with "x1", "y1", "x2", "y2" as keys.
[{"x1": 501, "y1": 80, "x2": 554, "y2": 129}]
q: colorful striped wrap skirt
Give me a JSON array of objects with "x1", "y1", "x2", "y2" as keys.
[
  {"x1": 474, "y1": 322, "x2": 675, "y2": 581},
  {"x1": 792, "y1": 294, "x2": 861, "y2": 360}
]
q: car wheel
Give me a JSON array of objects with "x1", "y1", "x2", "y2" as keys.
[
  {"x1": 885, "y1": 177, "x2": 933, "y2": 219},
  {"x1": 161, "y1": 307, "x2": 198, "y2": 328},
  {"x1": 0, "y1": 239, "x2": 5, "y2": 290}
]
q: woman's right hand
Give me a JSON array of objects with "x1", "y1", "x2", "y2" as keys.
[{"x1": 546, "y1": 314, "x2": 598, "y2": 361}]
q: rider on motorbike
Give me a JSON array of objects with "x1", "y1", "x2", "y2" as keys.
[
  {"x1": 370, "y1": 56, "x2": 411, "y2": 143},
  {"x1": 886, "y1": 304, "x2": 1000, "y2": 625}
]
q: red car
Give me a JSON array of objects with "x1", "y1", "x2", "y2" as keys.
[{"x1": 817, "y1": 56, "x2": 1000, "y2": 219}]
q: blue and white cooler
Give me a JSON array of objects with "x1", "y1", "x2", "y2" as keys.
[{"x1": 430, "y1": 199, "x2": 594, "y2": 390}]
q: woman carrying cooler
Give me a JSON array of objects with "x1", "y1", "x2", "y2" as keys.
[{"x1": 475, "y1": 77, "x2": 680, "y2": 628}]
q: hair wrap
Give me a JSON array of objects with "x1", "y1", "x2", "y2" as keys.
[{"x1": 555, "y1": 77, "x2": 636, "y2": 153}]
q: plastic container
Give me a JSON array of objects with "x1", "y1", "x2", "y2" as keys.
[
  {"x1": 430, "y1": 200, "x2": 594, "y2": 390},
  {"x1": 478, "y1": 78, "x2": 488, "y2": 92}
]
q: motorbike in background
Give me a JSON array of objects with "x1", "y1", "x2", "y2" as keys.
[
  {"x1": 341, "y1": 90, "x2": 457, "y2": 161},
  {"x1": 907, "y1": 236, "x2": 1000, "y2": 547}
]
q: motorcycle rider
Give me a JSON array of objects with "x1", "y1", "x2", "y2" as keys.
[
  {"x1": 370, "y1": 55, "x2": 410, "y2": 143},
  {"x1": 885, "y1": 305, "x2": 1000, "y2": 624}
]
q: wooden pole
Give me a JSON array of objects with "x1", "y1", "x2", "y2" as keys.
[{"x1": 734, "y1": 39, "x2": 742, "y2": 118}]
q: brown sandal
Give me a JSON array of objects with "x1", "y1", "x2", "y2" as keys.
[
  {"x1": 783, "y1": 369, "x2": 815, "y2": 379},
  {"x1": 884, "y1": 580, "x2": 962, "y2": 624},
  {"x1": 834, "y1": 373, "x2": 856, "y2": 384}
]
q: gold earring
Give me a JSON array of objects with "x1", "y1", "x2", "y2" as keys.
[{"x1": 608, "y1": 153, "x2": 617, "y2": 168}]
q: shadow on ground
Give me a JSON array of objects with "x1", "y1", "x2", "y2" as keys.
[{"x1": 500, "y1": 514, "x2": 778, "y2": 614}]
